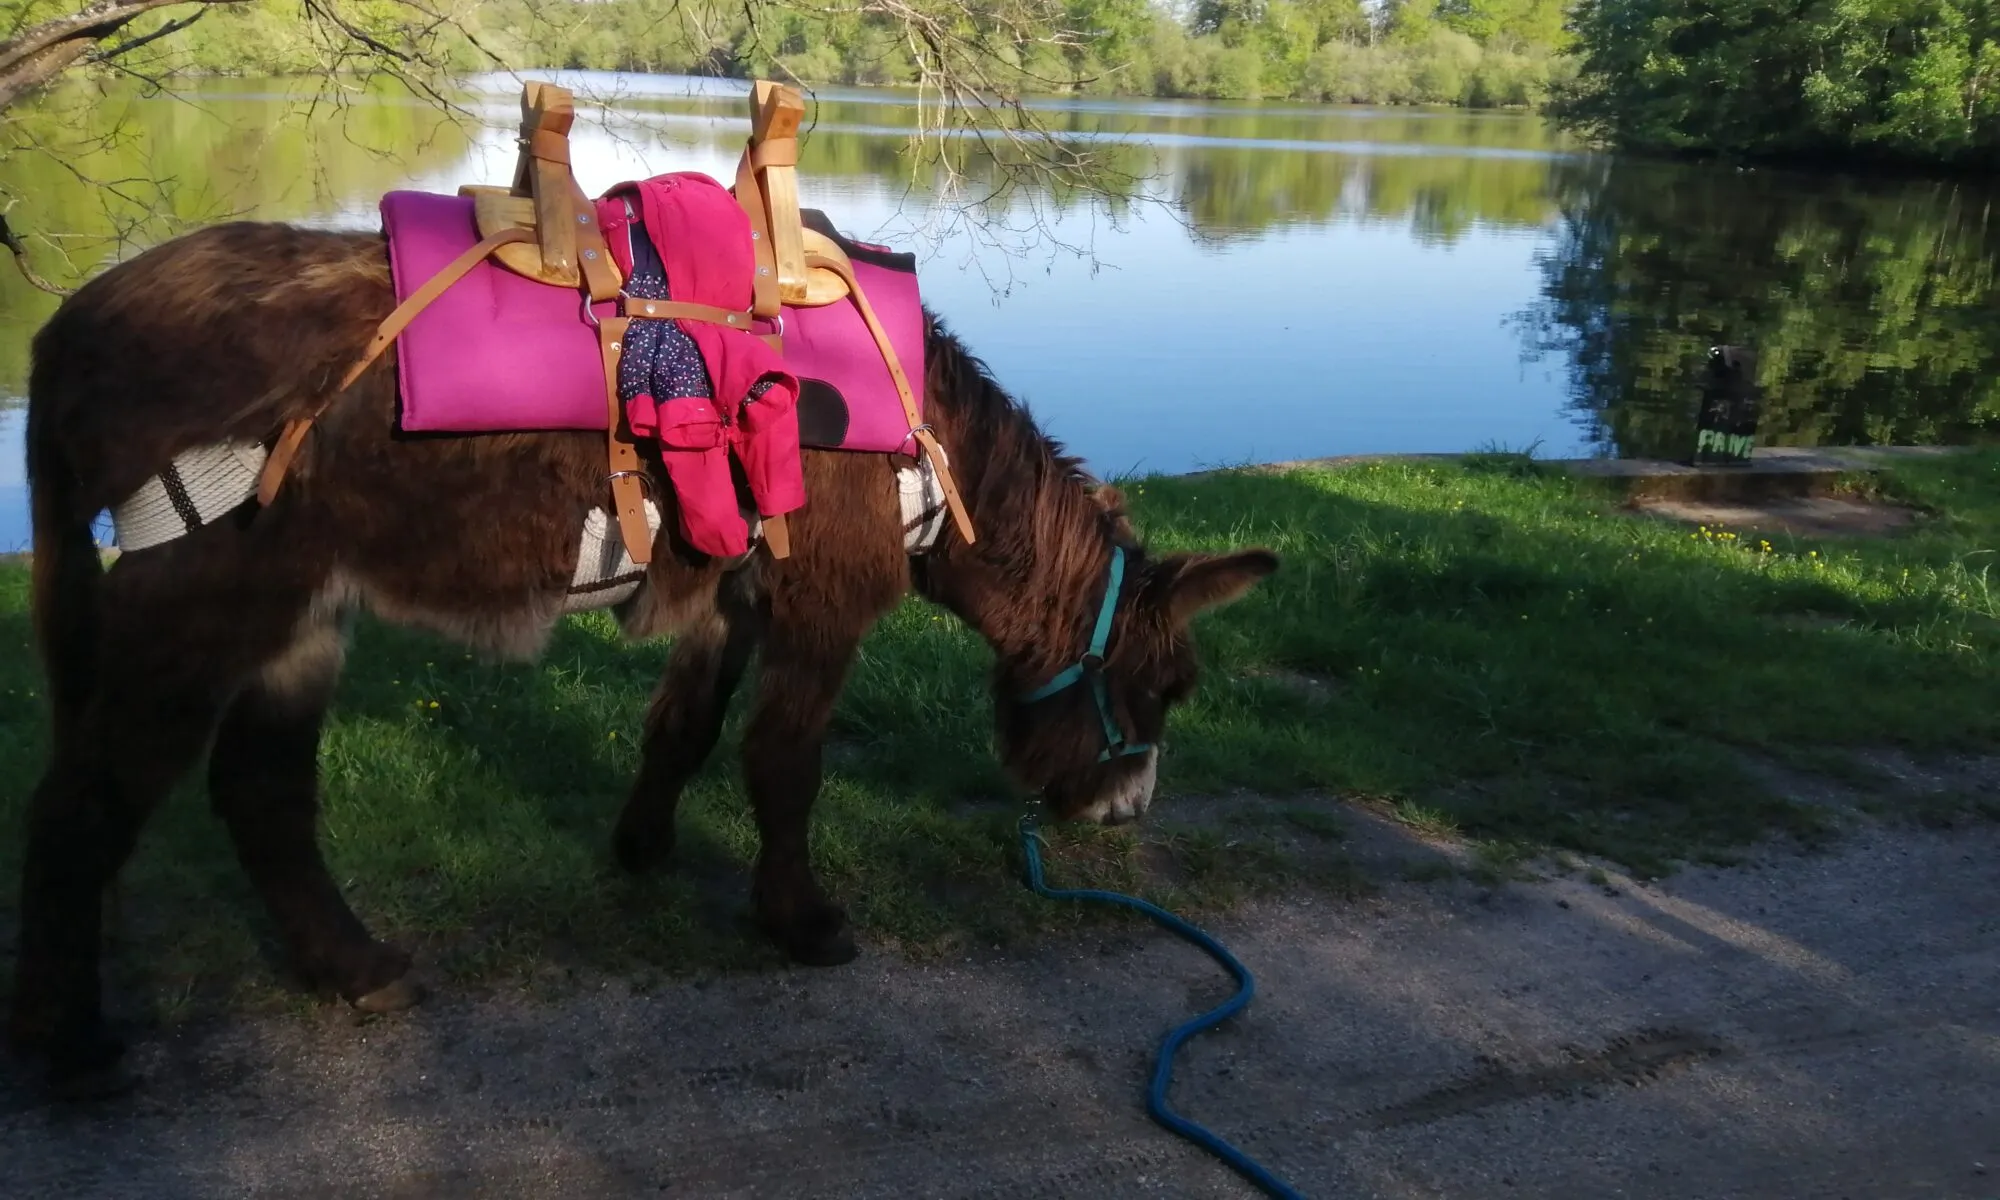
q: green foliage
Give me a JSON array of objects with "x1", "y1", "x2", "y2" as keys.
[
  {"x1": 19, "y1": 0, "x2": 1575, "y2": 109},
  {"x1": 1518, "y1": 157, "x2": 2000, "y2": 458},
  {"x1": 1137, "y1": 2, "x2": 1571, "y2": 105},
  {"x1": 44, "y1": 0, "x2": 498, "y2": 77},
  {"x1": 1551, "y1": 0, "x2": 2000, "y2": 167},
  {"x1": 1434, "y1": 0, "x2": 1570, "y2": 48},
  {"x1": 0, "y1": 73, "x2": 477, "y2": 372}
]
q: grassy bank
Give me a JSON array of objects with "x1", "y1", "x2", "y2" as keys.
[{"x1": 4, "y1": 451, "x2": 2000, "y2": 1015}]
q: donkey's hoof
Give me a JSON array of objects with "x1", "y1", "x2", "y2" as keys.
[
  {"x1": 350, "y1": 977, "x2": 426, "y2": 1014},
  {"x1": 39, "y1": 1030, "x2": 135, "y2": 1103},
  {"x1": 612, "y1": 819, "x2": 675, "y2": 874},
  {"x1": 768, "y1": 904, "x2": 857, "y2": 967},
  {"x1": 793, "y1": 930, "x2": 857, "y2": 967}
]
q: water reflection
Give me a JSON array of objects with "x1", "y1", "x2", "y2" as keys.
[
  {"x1": 1516, "y1": 158, "x2": 2000, "y2": 460},
  {"x1": 0, "y1": 74, "x2": 479, "y2": 382},
  {"x1": 0, "y1": 406, "x2": 21, "y2": 553}
]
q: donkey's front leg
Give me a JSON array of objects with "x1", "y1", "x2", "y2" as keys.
[
  {"x1": 615, "y1": 605, "x2": 762, "y2": 873},
  {"x1": 739, "y1": 618, "x2": 864, "y2": 966}
]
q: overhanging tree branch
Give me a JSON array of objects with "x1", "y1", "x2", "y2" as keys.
[
  {"x1": 0, "y1": 0, "x2": 1173, "y2": 296},
  {"x1": 89, "y1": 6, "x2": 209, "y2": 62},
  {"x1": 0, "y1": 0, "x2": 215, "y2": 73},
  {"x1": 0, "y1": 0, "x2": 252, "y2": 108},
  {"x1": 300, "y1": 0, "x2": 415, "y2": 64},
  {"x1": 0, "y1": 211, "x2": 72, "y2": 295}
]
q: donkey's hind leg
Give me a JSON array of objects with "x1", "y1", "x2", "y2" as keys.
[
  {"x1": 206, "y1": 617, "x2": 420, "y2": 1014},
  {"x1": 739, "y1": 611, "x2": 874, "y2": 968},
  {"x1": 8, "y1": 586, "x2": 271, "y2": 1093},
  {"x1": 613, "y1": 589, "x2": 764, "y2": 873},
  {"x1": 10, "y1": 692, "x2": 223, "y2": 1095}
]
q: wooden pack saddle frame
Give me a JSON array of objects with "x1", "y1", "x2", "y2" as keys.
[{"x1": 258, "y1": 79, "x2": 974, "y2": 568}]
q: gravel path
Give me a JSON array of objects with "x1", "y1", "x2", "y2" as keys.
[{"x1": 5, "y1": 819, "x2": 1997, "y2": 1199}]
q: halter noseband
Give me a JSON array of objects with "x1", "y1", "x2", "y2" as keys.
[{"x1": 1017, "y1": 544, "x2": 1153, "y2": 763}]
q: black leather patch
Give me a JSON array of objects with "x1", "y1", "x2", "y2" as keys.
[
  {"x1": 799, "y1": 208, "x2": 917, "y2": 275},
  {"x1": 796, "y1": 377, "x2": 851, "y2": 448}
]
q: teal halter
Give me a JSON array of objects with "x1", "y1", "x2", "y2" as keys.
[{"x1": 1018, "y1": 544, "x2": 1153, "y2": 763}]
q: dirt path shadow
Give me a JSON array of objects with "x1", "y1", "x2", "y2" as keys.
[{"x1": 3, "y1": 815, "x2": 1993, "y2": 1199}]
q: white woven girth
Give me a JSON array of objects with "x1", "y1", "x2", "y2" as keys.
[
  {"x1": 106, "y1": 440, "x2": 930, "y2": 587},
  {"x1": 106, "y1": 442, "x2": 665, "y2": 608},
  {"x1": 563, "y1": 500, "x2": 663, "y2": 612},
  {"x1": 896, "y1": 449, "x2": 947, "y2": 554},
  {"x1": 111, "y1": 441, "x2": 268, "y2": 552}
]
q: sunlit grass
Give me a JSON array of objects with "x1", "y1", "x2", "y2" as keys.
[{"x1": 3, "y1": 449, "x2": 1998, "y2": 1016}]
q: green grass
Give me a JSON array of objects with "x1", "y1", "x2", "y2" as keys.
[{"x1": 4, "y1": 449, "x2": 2000, "y2": 1014}]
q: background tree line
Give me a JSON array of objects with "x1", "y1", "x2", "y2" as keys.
[
  {"x1": 26, "y1": 0, "x2": 1577, "y2": 108},
  {"x1": 7, "y1": 0, "x2": 1998, "y2": 185},
  {"x1": 1550, "y1": 0, "x2": 2000, "y2": 169},
  {"x1": 520, "y1": 0, "x2": 2000, "y2": 168}
]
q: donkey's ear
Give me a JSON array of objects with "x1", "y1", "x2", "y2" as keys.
[
  {"x1": 1093, "y1": 485, "x2": 1136, "y2": 538},
  {"x1": 1161, "y1": 549, "x2": 1279, "y2": 625}
]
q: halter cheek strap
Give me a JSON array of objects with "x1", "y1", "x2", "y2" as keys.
[{"x1": 1019, "y1": 545, "x2": 1153, "y2": 763}]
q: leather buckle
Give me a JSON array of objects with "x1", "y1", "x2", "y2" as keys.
[
  {"x1": 898, "y1": 421, "x2": 936, "y2": 458},
  {"x1": 605, "y1": 468, "x2": 655, "y2": 497}
]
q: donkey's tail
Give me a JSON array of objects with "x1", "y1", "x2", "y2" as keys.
[{"x1": 24, "y1": 360, "x2": 102, "y2": 744}]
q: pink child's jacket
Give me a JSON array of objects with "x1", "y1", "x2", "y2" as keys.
[{"x1": 597, "y1": 171, "x2": 804, "y2": 558}]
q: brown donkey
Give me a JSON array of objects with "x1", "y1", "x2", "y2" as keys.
[{"x1": 10, "y1": 219, "x2": 1277, "y2": 1094}]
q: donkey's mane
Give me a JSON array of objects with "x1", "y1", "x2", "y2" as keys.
[{"x1": 922, "y1": 315, "x2": 1130, "y2": 661}]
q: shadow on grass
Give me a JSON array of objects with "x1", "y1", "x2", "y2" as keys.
[{"x1": 3, "y1": 453, "x2": 1999, "y2": 1016}]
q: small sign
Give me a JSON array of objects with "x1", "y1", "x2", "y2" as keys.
[{"x1": 1692, "y1": 345, "x2": 1761, "y2": 466}]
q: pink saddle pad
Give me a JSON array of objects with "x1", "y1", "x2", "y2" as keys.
[{"x1": 380, "y1": 189, "x2": 926, "y2": 453}]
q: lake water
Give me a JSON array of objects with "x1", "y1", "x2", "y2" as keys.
[{"x1": 3, "y1": 71, "x2": 1997, "y2": 552}]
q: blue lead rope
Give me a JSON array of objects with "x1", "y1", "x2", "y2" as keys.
[{"x1": 1019, "y1": 814, "x2": 1306, "y2": 1199}]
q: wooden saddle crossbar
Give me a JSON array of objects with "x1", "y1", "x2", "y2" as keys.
[{"x1": 258, "y1": 79, "x2": 974, "y2": 568}]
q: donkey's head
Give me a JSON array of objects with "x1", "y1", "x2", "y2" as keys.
[{"x1": 993, "y1": 487, "x2": 1277, "y2": 824}]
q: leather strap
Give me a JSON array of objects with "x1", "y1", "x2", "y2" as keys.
[
  {"x1": 762, "y1": 512, "x2": 792, "y2": 559},
  {"x1": 805, "y1": 249, "x2": 975, "y2": 545},
  {"x1": 257, "y1": 225, "x2": 535, "y2": 506},
  {"x1": 624, "y1": 298, "x2": 756, "y2": 330},
  {"x1": 343, "y1": 226, "x2": 535, "y2": 392},
  {"x1": 906, "y1": 427, "x2": 972, "y2": 546},
  {"x1": 750, "y1": 138, "x2": 798, "y2": 170},
  {"x1": 599, "y1": 315, "x2": 653, "y2": 567},
  {"x1": 567, "y1": 177, "x2": 623, "y2": 304},
  {"x1": 805, "y1": 253, "x2": 916, "y2": 425},
  {"x1": 733, "y1": 141, "x2": 780, "y2": 320},
  {"x1": 257, "y1": 417, "x2": 316, "y2": 508},
  {"x1": 527, "y1": 129, "x2": 571, "y2": 163}
]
